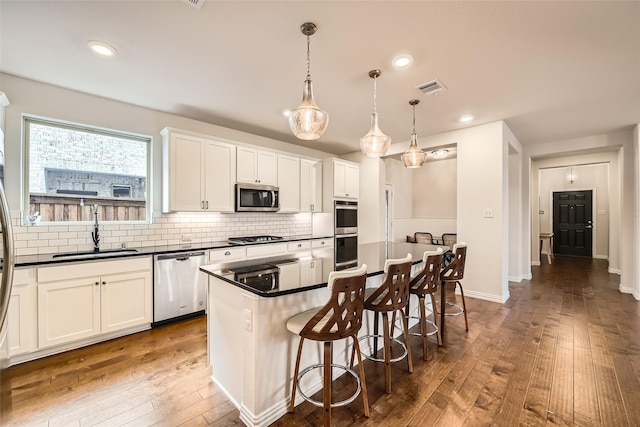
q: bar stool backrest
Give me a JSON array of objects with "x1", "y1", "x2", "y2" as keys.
[
  {"x1": 365, "y1": 254, "x2": 412, "y2": 312},
  {"x1": 410, "y1": 248, "x2": 443, "y2": 295},
  {"x1": 300, "y1": 264, "x2": 368, "y2": 341},
  {"x1": 440, "y1": 243, "x2": 467, "y2": 282},
  {"x1": 414, "y1": 232, "x2": 434, "y2": 244}
]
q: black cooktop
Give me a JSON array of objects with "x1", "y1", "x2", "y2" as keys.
[{"x1": 228, "y1": 235, "x2": 283, "y2": 244}]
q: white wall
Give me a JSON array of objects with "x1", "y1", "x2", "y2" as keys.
[
  {"x1": 412, "y1": 158, "x2": 457, "y2": 218},
  {"x1": 635, "y1": 125, "x2": 640, "y2": 299},
  {"x1": 620, "y1": 127, "x2": 639, "y2": 298},
  {"x1": 506, "y1": 123, "x2": 525, "y2": 283}
]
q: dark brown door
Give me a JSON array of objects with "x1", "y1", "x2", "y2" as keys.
[{"x1": 553, "y1": 190, "x2": 593, "y2": 257}]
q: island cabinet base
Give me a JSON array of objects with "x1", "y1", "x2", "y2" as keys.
[{"x1": 208, "y1": 276, "x2": 355, "y2": 427}]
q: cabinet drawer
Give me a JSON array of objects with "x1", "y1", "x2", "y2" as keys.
[
  {"x1": 246, "y1": 243, "x2": 288, "y2": 258},
  {"x1": 312, "y1": 239, "x2": 333, "y2": 249},
  {"x1": 13, "y1": 269, "x2": 32, "y2": 286},
  {"x1": 288, "y1": 241, "x2": 311, "y2": 252},
  {"x1": 37, "y1": 257, "x2": 152, "y2": 283},
  {"x1": 209, "y1": 247, "x2": 246, "y2": 262}
]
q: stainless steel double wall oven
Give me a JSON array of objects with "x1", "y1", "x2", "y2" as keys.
[{"x1": 334, "y1": 200, "x2": 358, "y2": 270}]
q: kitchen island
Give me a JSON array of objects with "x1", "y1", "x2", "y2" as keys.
[{"x1": 200, "y1": 241, "x2": 444, "y2": 427}]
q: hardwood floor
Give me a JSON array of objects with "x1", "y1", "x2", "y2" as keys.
[{"x1": 3, "y1": 256, "x2": 640, "y2": 426}]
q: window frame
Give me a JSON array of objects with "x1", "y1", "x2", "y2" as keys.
[{"x1": 22, "y1": 114, "x2": 153, "y2": 226}]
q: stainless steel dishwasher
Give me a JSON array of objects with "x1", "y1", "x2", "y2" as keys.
[{"x1": 153, "y1": 251, "x2": 207, "y2": 325}]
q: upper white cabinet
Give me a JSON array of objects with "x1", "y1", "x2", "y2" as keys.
[
  {"x1": 161, "y1": 128, "x2": 236, "y2": 213},
  {"x1": 277, "y1": 154, "x2": 300, "y2": 213},
  {"x1": 324, "y1": 158, "x2": 359, "y2": 200},
  {"x1": 300, "y1": 159, "x2": 322, "y2": 212},
  {"x1": 37, "y1": 257, "x2": 152, "y2": 349},
  {"x1": 237, "y1": 147, "x2": 277, "y2": 186}
]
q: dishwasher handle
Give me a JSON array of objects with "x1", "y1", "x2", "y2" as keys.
[{"x1": 156, "y1": 251, "x2": 205, "y2": 261}]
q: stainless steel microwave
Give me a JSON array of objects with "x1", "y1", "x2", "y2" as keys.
[{"x1": 235, "y1": 183, "x2": 280, "y2": 212}]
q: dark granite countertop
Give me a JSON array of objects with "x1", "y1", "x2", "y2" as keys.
[
  {"x1": 200, "y1": 241, "x2": 447, "y2": 297},
  {"x1": 14, "y1": 234, "x2": 333, "y2": 268}
]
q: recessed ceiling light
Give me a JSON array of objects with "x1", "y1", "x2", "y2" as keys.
[
  {"x1": 392, "y1": 54, "x2": 413, "y2": 69},
  {"x1": 88, "y1": 41, "x2": 117, "y2": 57},
  {"x1": 459, "y1": 115, "x2": 474, "y2": 123},
  {"x1": 431, "y1": 149, "x2": 449, "y2": 159}
]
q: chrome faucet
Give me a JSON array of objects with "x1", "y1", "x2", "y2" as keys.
[{"x1": 91, "y1": 204, "x2": 100, "y2": 252}]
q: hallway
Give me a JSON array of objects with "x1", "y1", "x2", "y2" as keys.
[{"x1": 3, "y1": 257, "x2": 639, "y2": 426}]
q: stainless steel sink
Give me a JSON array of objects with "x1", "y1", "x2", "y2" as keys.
[{"x1": 52, "y1": 248, "x2": 139, "y2": 260}]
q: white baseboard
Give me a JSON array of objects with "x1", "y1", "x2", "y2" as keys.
[
  {"x1": 608, "y1": 267, "x2": 621, "y2": 275},
  {"x1": 531, "y1": 261, "x2": 541, "y2": 266},
  {"x1": 594, "y1": 255, "x2": 609, "y2": 260},
  {"x1": 463, "y1": 289, "x2": 509, "y2": 304},
  {"x1": 508, "y1": 275, "x2": 526, "y2": 283},
  {"x1": 618, "y1": 284, "x2": 640, "y2": 300}
]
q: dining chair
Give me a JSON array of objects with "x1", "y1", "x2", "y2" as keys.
[{"x1": 439, "y1": 243, "x2": 468, "y2": 333}]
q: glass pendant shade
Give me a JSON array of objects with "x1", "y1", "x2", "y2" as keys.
[
  {"x1": 360, "y1": 112, "x2": 391, "y2": 157},
  {"x1": 289, "y1": 79, "x2": 329, "y2": 140},
  {"x1": 401, "y1": 133, "x2": 426, "y2": 168},
  {"x1": 402, "y1": 99, "x2": 426, "y2": 168},
  {"x1": 360, "y1": 70, "x2": 391, "y2": 157}
]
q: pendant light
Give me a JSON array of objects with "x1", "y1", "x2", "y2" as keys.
[
  {"x1": 360, "y1": 70, "x2": 391, "y2": 157},
  {"x1": 401, "y1": 99, "x2": 427, "y2": 168},
  {"x1": 288, "y1": 22, "x2": 329, "y2": 140}
]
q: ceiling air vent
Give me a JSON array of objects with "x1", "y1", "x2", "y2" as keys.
[
  {"x1": 183, "y1": 0, "x2": 205, "y2": 9},
  {"x1": 416, "y1": 79, "x2": 447, "y2": 96}
]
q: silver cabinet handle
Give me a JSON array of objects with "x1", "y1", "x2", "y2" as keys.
[
  {"x1": 201, "y1": 201, "x2": 205, "y2": 210},
  {"x1": 225, "y1": 251, "x2": 231, "y2": 256},
  {"x1": 298, "y1": 243, "x2": 302, "y2": 248},
  {"x1": 321, "y1": 241, "x2": 325, "y2": 245},
  {"x1": 102, "y1": 281, "x2": 106, "y2": 285},
  {"x1": 206, "y1": 201, "x2": 209, "y2": 209},
  {"x1": 95, "y1": 281, "x2": 100, "y2": 286}
]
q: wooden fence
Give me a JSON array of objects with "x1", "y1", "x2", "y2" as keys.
[{"x1": 29, "y1": 193, "x2": 146, "y2": 222}]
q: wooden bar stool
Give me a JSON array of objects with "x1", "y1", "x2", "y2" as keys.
[
  {"x1": 408, "y1": 248, "x2": 443, "y2": 360},
  {"x1": 287, "y1": 264, "x2": 369, "y2": 426},
  {"x1": 539, "y1": 232, "x2": 554, "y2": 264},
  {"x1": 439, "y1": 243, "x2": 469, "y2": 338},
  {"x1": 358, "y1": 254, "x2": 413, "y2": 394}
]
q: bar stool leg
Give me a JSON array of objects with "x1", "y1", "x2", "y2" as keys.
[
  {"x1": 352, "y1": 337, "x2": 370, "y2": 417},
  {"x1": 457, "y1": 281, "x2": 469, "y2": 332},
  {"x1": 382, "y1": 312, "x2": 392, "y2": 393},
  {"x1": 289, "y1": 337, "x2": 305, "y2": 413},
  {"x1": 323, "y1": 341, "x2": 332, "y2": 427},
  {"x1": 418, "y1": 295, "x2": 429, "y2": 361},
  {"x1": 400, "y1": 307, "x2": 414, "y2": 373},
  {"x1": 430, "y1": 293, "x2": 441, "y2": 345}
]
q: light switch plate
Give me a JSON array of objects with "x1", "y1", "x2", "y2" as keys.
[
  {"x1": 483, "y1": 208, "x2": 494, "y2": 218},
  {"x1": 243, "y1": 308, "x2": 252, "y2": 332}
]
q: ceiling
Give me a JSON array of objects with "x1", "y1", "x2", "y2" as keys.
[{"x1": 1, "y1": 1, "x2": 639, "y2": 156}]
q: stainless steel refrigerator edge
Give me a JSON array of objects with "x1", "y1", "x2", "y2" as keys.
[{"x1": 0, "y1": 181, "x2": 15, "y2": 421}]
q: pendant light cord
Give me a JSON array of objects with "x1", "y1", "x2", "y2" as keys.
[
  {"x1": 412, "y1": 103, "x2": 416, "y2": 134},
  {"x1": 373, "y1": 75, "x2": 377, "y2": 114},
  {"x1": 306, "y1": 34, "x2": 311, "y2": 80}
]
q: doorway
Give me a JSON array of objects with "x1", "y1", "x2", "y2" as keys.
[{"x1": 552, "y1": 190, "x2": 593, "y2": 257}]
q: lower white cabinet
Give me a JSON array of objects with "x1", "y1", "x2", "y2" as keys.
[
  {"x1": 8, "y1": 269, "x2": 37, "y2": 357},
  {"x1": 37, "y1": 257, "x2": 152, "y2": 349}
]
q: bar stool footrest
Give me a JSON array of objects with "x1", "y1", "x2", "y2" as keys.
[
  {"x1": 436, "y1": 301, "x2": 465, "y2": 316},
  {"x1": 358, "y1": 334, "x2": 408, "y2": 363},
  {"x1": 296, "y1": 363, "x2": 362, "y2": 408}
]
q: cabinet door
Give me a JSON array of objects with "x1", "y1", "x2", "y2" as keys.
[
  {"x1": 203, "y1": 140, "x2": 236, "y2": 212},
  {"x1": 236, "y1": 146, "x2": 258, "y2": 184},
  {"x1": 8, "y1": 270, "x2": 37, "y2": 356},
  {"x1": 38, "y1": 278, "x2": 101, "y2": 348},
  {"x1": 170, "y1": 134, "x2": 205, "y2": 211},
  {"x1": 344, "y1": 164, "x2": 359, "y2": 199},
  {"x1": 300, "y1": 159, "x2": 321, "y2": 212},
  {"x1": 299, "y1": 259, "x2": 322, "y2": 287},
  {"x1": 101, "y1": 271, "x2": 152, "y2": 333},
  {"x1": 333, "y1": 161, "x2": 347, "y2": 198},
  {"x1": 257, "y1": 150, "x2": 277, "y2": 185},
  {"x1": 277, "y1": 154, "x2": 300, "y2": 213},
  {"x1": 278, "y1": 262, "x2": 301, "y2": 291}
]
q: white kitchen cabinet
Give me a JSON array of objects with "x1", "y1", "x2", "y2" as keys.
[
  {"x1": 287, "y1": 240, "x2": 311, "y2": 253},
  {"x1": 246, "y1": 242, "x2": 288, "y2": 259},
  {"x1": 237, "y1": 146, "x2": 277, "y2": 186},
  {"x1": 300, "y1": 159, "x2": 322, "y2": 212},
  {"x1": 7, "y1": 269, "x2": 37, "y2": 357},
  {"x1": 312, "y1": 238, "x2": 333, "y2": 249},
  {"x1": 277, "y1": 154, "x2": 300, "y2": 213},
  {"x1": 299, "y1": 259, "x2": 322, "y2": 287},
  {"x1": 324, "y1": 158, "x2": 359, "y2": 200},
  {"x1": 277, "y1": 262, "x2": 301, "y2": 291},
  {"x1": 209, "y1": 247, "x2": 247, "y2": 263},
  {"x1": 161, "y1": 127, "x2": 236, "y2": 212},
  {"x1": 37, "y1": 257, "x2": 152, "y2": 349}
]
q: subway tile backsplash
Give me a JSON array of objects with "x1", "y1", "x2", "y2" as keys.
[{"x1": 11, "y1": 210, "x2": 313, "y2": 256}]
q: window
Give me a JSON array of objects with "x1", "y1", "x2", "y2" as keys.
[{"x1": 23, "y1": 115, "x2": 151, "y2": 224}]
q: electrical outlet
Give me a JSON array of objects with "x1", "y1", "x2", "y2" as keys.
[
  {"x1": 181, "y1": 234, "x2": 192, "y2": 242},
  {"x1": 243, "y1": 308, "x2": 252, "y2": 332}
]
